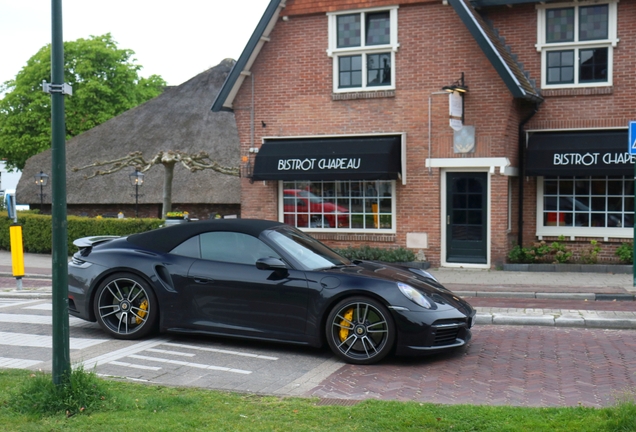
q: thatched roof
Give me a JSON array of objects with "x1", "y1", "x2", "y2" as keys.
[{"x1": 17, "y1": 59, "x2": 240, "y2": 205}]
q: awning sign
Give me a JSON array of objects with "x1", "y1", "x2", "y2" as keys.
[
  {"x1": 253, "y1": 136, "x2": 402, "y2": 181},
  {"x1": 526, "y1": 130, "x2": 632, "y2": 176}
]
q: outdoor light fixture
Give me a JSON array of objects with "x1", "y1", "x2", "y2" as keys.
[
  {"x1": 442, "y1": 72, "x2": 468, "y2": 93},
  {"x1": 129, "y1": 169, "x2": 145, "y2": 217},
  {"x1": 34, "y1": 171, "x2": 49, "y2": 212},
  {"x1": 442, "y1": 72, "x2": 468, "y2": 128}
]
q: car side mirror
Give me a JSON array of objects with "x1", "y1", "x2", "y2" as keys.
[{"x1": 256, "y1": 257, "x2": 287, "y2": 270}]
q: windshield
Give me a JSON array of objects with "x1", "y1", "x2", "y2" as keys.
[{"x1": 264, "y1": 225, "x2": 350, "y2": 270}]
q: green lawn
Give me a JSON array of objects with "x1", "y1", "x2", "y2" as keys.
[{"x1": 1, "y1": 369, "x2": 634, "y2": 432}]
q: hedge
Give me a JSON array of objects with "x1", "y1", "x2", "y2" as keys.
[{"x1": 0, "y1": 213, "x2": 163, "y2": 255}]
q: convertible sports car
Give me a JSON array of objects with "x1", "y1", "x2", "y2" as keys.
[{"x1": 68, "y1": 219, "x2": 475, "y2": 365}]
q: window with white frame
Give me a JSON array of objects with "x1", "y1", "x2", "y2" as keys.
[
  {"x1": 327, "y1": 7, "x2": 399, "y2": 92},
  {"x1": 281, "y1": 180, "x2": 395, "y2": 231},
  {"x1": 539, "y1": 175, "x2": 633, "y2": 234},
  {"x1": 536, "y1": 1, "x2": 618, "y2": 88}
]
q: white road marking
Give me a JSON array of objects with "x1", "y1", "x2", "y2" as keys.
[
  {"x1": 127, "y1": 354, "x2": 252, "y2": 374},
  {"x1": 109, "y1": 361, "x2": 162, "y2": 371},
  {"x1": 0, "y1": 313, "x2": 96, "y2": 328},
  {"x1": 81, "y1": 338, "x2": 169, "y2": 368},
  {"x1": 0, "y1": 300, "x2": 42, "y2": 309},
  {"x1": 0, "y1": 356, "x2": 42, "y2": 368},
  {"x1": 24, "y1": 303, "x2": 52, "y2": 311},
  {"x1": 0, "y1": 332, "x2": 107, "y2": 349},
  {"x1": 162, "y1": 342, "x2": 278, "y2": 360},
  {"x1": 145, "y1": 348, "x2": 195, "y2": 357}
]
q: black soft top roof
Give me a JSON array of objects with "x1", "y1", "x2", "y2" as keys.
[{"x1": 127, "y1": 219, "x2": 284, "y2": 253}]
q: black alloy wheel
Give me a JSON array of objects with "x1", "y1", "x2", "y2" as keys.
[
  {"x1": 326, "y1": 296, "x2": 395, "y2": 365},
  {"x1": 94, "y1": 273, "x2": 158, "y2": 339}
]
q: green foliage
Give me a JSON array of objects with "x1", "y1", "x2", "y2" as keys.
[
  {"x1": 335, "y1": 245, "x2": 417, "y2": 263},
  {"x1": 550, "y1": 235, "x2": 573, "y2": 264},
  {"x1": 615, "y1": 242, "x2": 634, "y2": 264},
  {"x1": 9, "y1": 365, "x2": 109, "y2": 417},
  {"x1": 579, "y1": 240, "x2": 602, "y2": 264},
  {"x1": 0, "y1": 368, "x2": 634, "y2": 430},
  {"x1": 0, "y1": 33, "x2": 166, "y2": 170},
  {"x1": 0, "y1": 213, "x2": 163, "y2": 254},
  {"x1": 508, "y1": 236, "x2": 572, "y2": 264}
]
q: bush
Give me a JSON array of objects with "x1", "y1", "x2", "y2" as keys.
[
  {"x1": 615, "y1": 242, "x2": 634, "y2": 264},
  {"x1": 579, "y1": 240, "x2": 601, "y2": 264},
  {"x1": 335, "y1": 245, "x2": 417, "y2": 263},
  {"x1": 508, "y1": 236, "x2": 572, "y2": 264},
  {"x1": 0, "y1": 213, "x2": 163, "y2": 255}
]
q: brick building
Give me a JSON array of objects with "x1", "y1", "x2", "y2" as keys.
[{"x1": 213, "y1": 0, "x2": 634, "y2": 268}]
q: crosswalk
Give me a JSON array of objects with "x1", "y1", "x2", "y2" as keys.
[{"x1": 0, "y1": 299, "x2": 279, "y2": 379}]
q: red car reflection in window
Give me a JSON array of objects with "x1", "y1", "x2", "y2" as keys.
[{"x1": 283, "y1": 189, "x2": 349, "y2": 228}]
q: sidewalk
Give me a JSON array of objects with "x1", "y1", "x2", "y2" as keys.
[{"x1": 1, "y1": 250, "x2": 635, "y2": 329}]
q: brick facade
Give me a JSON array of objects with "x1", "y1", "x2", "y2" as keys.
[{"x1": 230, "y1": 0, "x2": 634, "y2": 267}]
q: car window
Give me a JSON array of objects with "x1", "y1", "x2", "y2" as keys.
[
  {"x1": 169, "y1": 235, "x2": 201, "y2": 258},
  {"x1": 199, "y1": 231, "x2": 281, "y2": 265}
]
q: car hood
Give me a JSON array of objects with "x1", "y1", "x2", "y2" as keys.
[{"x1": 319, "y1": 260, "x2": 473, "y2": 314}]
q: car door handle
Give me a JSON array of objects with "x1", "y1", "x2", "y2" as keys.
[{"x1": 193, "y1": 278, "x2": 213, "y2": 284}]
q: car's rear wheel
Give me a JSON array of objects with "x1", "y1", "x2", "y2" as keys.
[
  {"x1": 326, "y1": 296, "x2": 395, "y2": 365},
  {"x1": 94, "y1": 273, "x2": 158, "y2": 339}
]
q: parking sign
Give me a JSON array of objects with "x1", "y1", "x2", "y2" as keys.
[{"x1": 630, "y1": 121, "x2": 636, "y2": 155}]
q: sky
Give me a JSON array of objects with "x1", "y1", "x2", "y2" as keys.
[{"x1": 0, "y1": 0, "x2": 271, "y2": 90}]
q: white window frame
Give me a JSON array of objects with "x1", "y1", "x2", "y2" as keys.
[
  {"x1": 327, "y1": 6, "x2": 399, "y2": 93},
  {"x1": 278, "y1": 180, "x2": 397, "y2": 234},
  {"x1": 535, "y1": 176, "x2": 633, "y2": 240},
  {"x1": 535, "y1": 0, "x2": 619, "y2": 89}
]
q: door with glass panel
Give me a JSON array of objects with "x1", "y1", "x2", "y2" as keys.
[{"x1": 446, "y1": 172, "x2": 487, "y2": 264}]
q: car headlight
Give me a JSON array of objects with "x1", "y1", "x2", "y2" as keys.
[{"x1": 398, "y1": 282, "x2": 432, "y2": 309}]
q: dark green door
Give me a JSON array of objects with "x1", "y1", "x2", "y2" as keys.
[{"x1": 446, "y1": 172, "x2": 487, "y2": 264}]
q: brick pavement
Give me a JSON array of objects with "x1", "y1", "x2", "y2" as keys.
[{"x1": 306, "y1": 325, "x2": 636, "y2": 407}]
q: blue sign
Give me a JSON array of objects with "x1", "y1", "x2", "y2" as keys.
[{"x1": 630, "y1": 121, "x2": 636, "y2": 155}]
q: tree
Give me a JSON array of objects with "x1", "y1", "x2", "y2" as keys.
[
  {"x1": 73, "y1": 150, "x2": 239, "y2": 218},
  {"x1": 0, "y1": 33, "x2": 166, "y2": 170}
]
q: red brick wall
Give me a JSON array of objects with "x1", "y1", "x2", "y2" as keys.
[
  {"x1": 234, "y1": 1, "x2": 524, "y2": 267},
  {"x1": 486, "y1": 2, "x2": 635, "y2": 261}
]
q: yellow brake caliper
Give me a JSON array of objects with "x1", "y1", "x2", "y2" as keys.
[
  {"x1": 136, "y1": 299, "x2": 148, "y2": 324},
  {"x1": 339, "y1": 309, "x2": 354, "y2": 342}
]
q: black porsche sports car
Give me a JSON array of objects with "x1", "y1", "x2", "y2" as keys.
[{"x1": 68, "y1": 219, "x2": 475, "y2": 365}]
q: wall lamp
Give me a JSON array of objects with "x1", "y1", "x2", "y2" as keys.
[{"x1": 442, "y1": 72, "x2": 468, "y2": 93}]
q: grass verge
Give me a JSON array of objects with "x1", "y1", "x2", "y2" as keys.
[{"x1": 0, "y1": 368, "x2": 634, "y2": 431}]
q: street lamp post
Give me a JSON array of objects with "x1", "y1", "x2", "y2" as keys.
[
  {"x1": 129, "y1": 169, "x2": 145, "y2": 217},
  {"x1": 34, "y1": 171, "x2": 49, "y2": 212}
]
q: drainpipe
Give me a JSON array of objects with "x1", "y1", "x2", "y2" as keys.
[{"x1": 517, "y1": 102, "x2": 541, "y2": 247}]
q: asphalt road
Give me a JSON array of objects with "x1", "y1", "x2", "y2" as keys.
[{"x1": 2, "y1": 297, "x2": 635, "y2": 408}]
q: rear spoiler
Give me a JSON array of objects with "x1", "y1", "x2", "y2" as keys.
[{"x1": 73, "y1": 236, "x2": 120, "y2": 255}]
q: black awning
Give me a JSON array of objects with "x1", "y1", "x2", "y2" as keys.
[
  {"x1": 252, "y1": 136, "x2": 402, "y2": 181},
  {"x1": 526, "y1": 130, "x2": 632, "y2": 176}
]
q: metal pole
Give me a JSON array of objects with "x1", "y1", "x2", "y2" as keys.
[
  {"x1": 135, "y1": 182, "x2": 139, "y2": 217},
  {"x1": 40, "y1": 184, "x2": 44, "y2": 212},
  {"x1": 50, "y1": 0, "x2": 71, "y2": 385}
]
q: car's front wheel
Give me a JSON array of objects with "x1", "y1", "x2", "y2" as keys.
[
  {"x1": 326, "y1": 296, "x2": 395, "y2": 365},
  {"x1": 93, "y1": 273, "x2": 158, "y2": 339}
]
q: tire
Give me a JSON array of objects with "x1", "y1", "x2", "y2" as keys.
[
  {"x1": 326, "y1": 296, "x2": 395, "y2": 365},
  {"x1": 93, "y1": 272, "x2": 158, "y2": 340}
]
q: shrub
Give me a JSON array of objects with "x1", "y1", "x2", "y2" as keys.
[
  {"x1": 0, "y1": 213, "x2": 163, "y2": 255},
  {"x1": 615, "y1": 242, "x2": 634, "y2": 264},
  {"x1": 549, "y1": 235, "x2": 572, "y2": 264},
  {"x1": 579, "y1": 240, "x2": 602, "y2": 264},
  {"x1": 335, "y1": 245, "x2": 417, "y2": 263}
]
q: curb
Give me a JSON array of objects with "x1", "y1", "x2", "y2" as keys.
[
  {"x1": 454, "y1": 291, "x2": 636, "y2": 301},
  {"x1": 476, "y1": 312, "x2": 636, "y2": 330}
]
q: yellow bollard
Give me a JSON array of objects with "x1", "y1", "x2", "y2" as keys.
[{"x1": 9, "y1": 225, "x2": 25, "y2": 290}]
